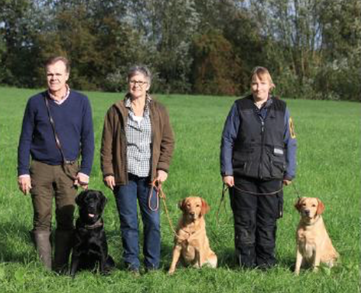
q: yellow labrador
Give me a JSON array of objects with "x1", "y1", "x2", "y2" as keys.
[
  {"x1": 168, "y1": 197, "x2": 217, "y2": 274},
  {"x1": 294, "y1": 197, "x2": 339, "y2": 275}
]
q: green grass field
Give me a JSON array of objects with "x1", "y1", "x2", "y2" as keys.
[{"x1": 0, "y1": 87, "x2": 360, "y2": 293}]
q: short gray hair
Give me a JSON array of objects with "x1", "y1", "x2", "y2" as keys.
[{"x1": 127, "y1": 65, "x2": 152, "y2": 84}]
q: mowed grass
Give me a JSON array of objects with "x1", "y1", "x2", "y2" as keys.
[{"x1": 0, "y1": 86, "x2": 359, "y2": 293}]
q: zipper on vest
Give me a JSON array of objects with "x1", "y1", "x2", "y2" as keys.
[{"x1": 258, "y1": 118, "x2": 265, "y2": 179}]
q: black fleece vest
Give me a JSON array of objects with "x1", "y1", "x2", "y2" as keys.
[{"x1": 233, "y1": 96, "x2": 286, "y2": 180}]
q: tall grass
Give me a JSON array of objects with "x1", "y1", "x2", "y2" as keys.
[{"x1": 0, "y1": 87, "x2": 360, "y2": 292}]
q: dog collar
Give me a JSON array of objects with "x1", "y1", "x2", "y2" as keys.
[{"x1": 84, "y1": 219, "x2": 103, "y2": 230}]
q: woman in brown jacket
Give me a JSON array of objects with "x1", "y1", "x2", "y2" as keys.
[{"x1": 101, "y1": 65, "x2": 174, "y2": 273}]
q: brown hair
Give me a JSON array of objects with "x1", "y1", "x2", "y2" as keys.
[
  {"x1": 251, "y1": 66, "x2": 275, "y2": 90},
  {"x1": 45, "y1": 56, "x2": 70, "y2": 73}
]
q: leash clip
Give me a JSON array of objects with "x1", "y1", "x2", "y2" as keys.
[{"x1": 154, "y1": 179, "x2": 162, "y2": 190}]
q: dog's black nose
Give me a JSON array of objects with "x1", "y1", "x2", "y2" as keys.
[
  {"x1": 304, "y1": 210, "x2": 310, "y2": 216},
  {"x1": 189, "y1": 212, "x2": 195, "y2": 216}
]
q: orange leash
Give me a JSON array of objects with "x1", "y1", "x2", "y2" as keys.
[
  {"x1": 148, "y1": 179, "x2": 161, "y2": 212},
  {"x1": 148, "y1": 180, "x2": 177, "y2": 236}
]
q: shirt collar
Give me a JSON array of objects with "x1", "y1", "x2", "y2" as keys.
[
  {"x1": 48, "y1": 85, "x2": 70, "y2": 105},
  {"x1": 254, "y1": 95, "x2": 273, "y2": 109},
  {"x1": 125, "y1": 93, "x2": 152, "y2": 111},
  {"x1": 264, "y1": 96, "x2": 273, "y2": 107}
]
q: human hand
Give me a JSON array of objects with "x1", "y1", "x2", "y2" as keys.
[
  {"x1": 223, "y1": 175, "x2": 234, "y2": 187},
  {"x1": 156, "y1": 170, "x2": 168, "y2": 184},
  {"x1": 283, "y1": 179, "x2": 292, "y2": 186},
  {"x1": 18, "y1": 176, "x2": 32, "y2": 195},
  {"x1": 75, "y1": 173, "x2": 89, "y2": 190},
  {"x1": 104, "y1": 175, "x2": 116, "y2": 190}
]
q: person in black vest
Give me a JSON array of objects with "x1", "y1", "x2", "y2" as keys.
[{"x1": 220, "y1": 66, "x2": 297, "y2": 270}]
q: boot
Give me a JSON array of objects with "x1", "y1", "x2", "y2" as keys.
[
  {"x1": 32, "y1": 231, "x2": 52, "y2": 270},
  {"x1": 236, "y1": 245, "x2": 256, "y2": 269},
  {"x1": 256, "y1": 245, "x2": 277, "y2": 270},
  {"x1": 53, "y1": 230, "x2": 73, "y2": 274}
]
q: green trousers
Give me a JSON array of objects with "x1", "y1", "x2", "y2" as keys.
[{"x1": 30, "y1": 160, "x2": 78, "y2": 232}]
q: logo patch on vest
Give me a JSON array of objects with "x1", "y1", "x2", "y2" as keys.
[
  {"x1": 289, "y1": 117, "x2": 296, "y2": 139},
  {"x1": 274, "y1": 148, "x2": 284, "y2": 155}
]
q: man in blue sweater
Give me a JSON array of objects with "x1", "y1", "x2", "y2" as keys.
[{"x1": 17, "y1": 56, "x2": 94, "y2": 272}]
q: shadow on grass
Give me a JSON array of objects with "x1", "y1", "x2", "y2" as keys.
[
  {"x1": 277, "y1": 254, "x2": 296, "y2": 272},
  {"x1": 161, "y1": 242, "x2": 238, "y2": 271},
  {"x1": 0, "y1": 221, "x2": 34, "y2": 264},
  {"x1": 106, "y1": 228, "x2": 242, "y2": 273},
  {"x1": 216, "y1": 249, "x2": 296, "y2": 271},
  {"x1": 216, "y1": 247, "x2": 238, "y2": 268},
  {"x1": 0, "y1": 219, "x2": 297, "y2": 274},
  {"x1": 104, "y1": 228, "x2": 175, "y2": 272}
]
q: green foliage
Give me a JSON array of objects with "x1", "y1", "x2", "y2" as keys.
[
  {"x1": 314, "y1": 0, "x2": 361, "y2": 101},
  {"x1": 192, "y1": 30, "x2": 244, "y2": 96},
  {"x1": 30, "y1": 1, "x2": 145, "y2": 91},
  {"x1": 128, "y1": 0, "x2": 200, "y2": 93},
  {"x1": 247, "y1": 0, "x2": 361, "y2": 101},
  {"x1": 0, "y1": 0, "x2": 38, "y2": 87},
  {"x1": 0, "y1": 0, "x2": 360, "y2": 100},
  {"x1": 0, "y1": 87, "x2": 360, "y2": 292},
  {"x1": 0, "y1": 36, "x2": 7, "y2": 83}
]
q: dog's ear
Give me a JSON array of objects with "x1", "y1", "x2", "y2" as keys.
[
  {"x1": 178, "y1": 199, "x2": 186, "y2": 211},
  {"x1": 75, "y1": 191, "x2": 87, "y2": 206},
  {"x1": 316, "y1": 198, "x2": 325, "y2": 215},
  {"x1": 98, "y1": 191, "x2": 107, "y2": 212},
  {"x1": 201, "y1": 198, "x2": 210, "y2": 215},
  {"x1": 294, "y1": 197, "x2": 303, "y2": 212}
]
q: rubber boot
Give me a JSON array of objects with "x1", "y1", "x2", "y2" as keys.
[
  {"x1": 33, "y1": 231, "x2": 52, "y2": 270},
  {"x1": 53, "y1": 230, "x2": 73, "y2": 274}
]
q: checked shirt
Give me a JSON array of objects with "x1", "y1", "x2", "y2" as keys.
[{"x1": 125, "y1": 96, "x2": 152, "y2": 177}]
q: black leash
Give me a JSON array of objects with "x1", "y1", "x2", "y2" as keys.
[
  {"x1": 231, "y1": 183, "x2": 283, "y2": 196},
  {"x1": 216, "y1": 180, "x2": 301, "y2": 223},
  {"x1": 216, "y1": 182, "x2": 283, "y2": 224},
  {"x1": 292, "y1": 182, "x2": 302, "y2": 199},
  {"x1": 216, "y1": 183, "x2": 229, "y2": 225},
  {"x1": 214, "y1": 181, "x2": 303, "y2": 243},
  {"x1": 211, "y1": 183, "x2": 232, "y2": 245}
]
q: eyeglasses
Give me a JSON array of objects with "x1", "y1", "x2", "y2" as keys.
[{"x1": 129, "y1": 80, "x2": 148, "y2": 87}]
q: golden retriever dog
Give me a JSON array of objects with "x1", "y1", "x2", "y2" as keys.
[
  {"x1": 294, "y1": 197, "x2": 339, "y2": 275},
  {"x1": 168, "y1": 196, "x2": 217, "y2": 274}
]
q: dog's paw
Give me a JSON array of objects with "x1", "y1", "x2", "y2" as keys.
[
  {"x1": 168, "y1": 268, "x2": 176, "y2": 275},
  {"x1": 312, "y1": 266, "x2": 319, "y2": 273}
]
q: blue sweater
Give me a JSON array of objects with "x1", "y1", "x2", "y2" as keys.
[{"x1": 18, "y1": 90, "x2": 94, "y2": 176}]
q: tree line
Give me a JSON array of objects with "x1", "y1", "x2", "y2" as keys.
[{"x1": 1, "y1": 0, "x2": 360, "y2": 100}]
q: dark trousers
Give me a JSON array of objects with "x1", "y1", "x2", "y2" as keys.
[
  {"x1": 113, "y1": 174, "x2": 160, "y2": 270},
  {"x1": 230, "y1": 177, "x2": 283, "y2": 268},
  {"x1": 30, "y1": 160, "x2": 78, "y2": 232}
]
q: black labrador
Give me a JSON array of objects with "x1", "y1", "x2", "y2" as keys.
[{"x1": 70, "y1": 190, "x2": 115, "y2": 277}]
